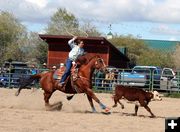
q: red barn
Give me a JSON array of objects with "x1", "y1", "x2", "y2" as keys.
[{"x1": 39, "y1": 35, "x2": 129, "y2": 68}]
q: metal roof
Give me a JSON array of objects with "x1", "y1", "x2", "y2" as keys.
[{"x1": 143, "y1": 39, "x2": 179, "y2": 51}]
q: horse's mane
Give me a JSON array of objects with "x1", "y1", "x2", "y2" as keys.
[{"x1": 76, "y1": 54, "x2": 100, "y2": 65}]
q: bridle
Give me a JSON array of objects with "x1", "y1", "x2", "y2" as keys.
[
  {"x1": 76, "y1": 57, "x2": 106, "y2": 84},
  {"x1": 95, "y1": 57, "x2": 106, "y2": 71}
]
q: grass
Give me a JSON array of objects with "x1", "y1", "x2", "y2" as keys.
[{"x1": 164, "y1": 92, "x2": 180, "y2": 98}]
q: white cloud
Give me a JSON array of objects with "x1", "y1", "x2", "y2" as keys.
[
  {"x1": 150, "y1": 24, "x2": 180, "y2": 35},
  {"x1": 146, "y1": 0, "x2": 180, "y2": 23},
  {"x1": 58, "y1": 0, "x2": 180, "y2": 23},
  {"x1": 25, "y1": 0, "x2": 48, "y2": 8},
  {"x1": 0, "y1": 0, "x2": 54, "y2": 23},
  {"x1": 1, "y1": 0, "x2": 180, "y2": 28},
  {"x1": 169, "y1": 37, "x2": 177, "y2": 41}
]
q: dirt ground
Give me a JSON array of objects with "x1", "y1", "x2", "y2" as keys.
[{"x1": 0, "y1": 88, "x2": 179, "y2": 132}]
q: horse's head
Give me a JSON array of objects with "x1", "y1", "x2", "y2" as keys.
[
  {"x1": 94, "y1": 56, "x2": 107, "y2": 73},
  {"x1": 76, "y1": 54, "x2": 107, "y2": 73}
]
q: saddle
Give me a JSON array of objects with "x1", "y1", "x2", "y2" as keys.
[
  {"x1": 53, "y1": 67, "x2": 65, "y2": 80},
  {"x1": 53, "y1": 65, "x2": 79, "y2": 81}
]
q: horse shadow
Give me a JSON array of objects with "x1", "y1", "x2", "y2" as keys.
[
  {"x1": 70, "y1": 110, "x2": 111, "y2": 115},
  {"x1": 46, "y1": 107, "x2": 165, "y2": 118}
]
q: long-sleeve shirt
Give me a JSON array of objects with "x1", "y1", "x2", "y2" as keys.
[{"x1": 68, "y1": 38, "x2": 84, "y2": 61}]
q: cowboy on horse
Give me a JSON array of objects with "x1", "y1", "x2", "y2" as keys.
[
  {"x1": 15, "y1": 36, "x2": 110, "y2": 113},
  {"x1": 58, "y1": 36, "x2": 85, "y2": 88}
]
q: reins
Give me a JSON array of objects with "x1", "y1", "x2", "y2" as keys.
[{"x1": 76, "y1": 56, "x2": 105, "y2": 83}]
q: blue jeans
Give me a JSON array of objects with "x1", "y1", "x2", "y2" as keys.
[{"x1": 60, "y1": 59, "x2": 72, "y2": 83}]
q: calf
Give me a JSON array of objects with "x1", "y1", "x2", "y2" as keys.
[{"x1": 112, "y1": 85, "x2": 162, "y2": 118}]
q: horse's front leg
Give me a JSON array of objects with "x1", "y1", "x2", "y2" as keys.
[
  {"x1": 87, "y1": 95, "x2": 97, "y2": 113},
  {"x1": 86, "y1": 88, "x2": 110, "y2": 113}
]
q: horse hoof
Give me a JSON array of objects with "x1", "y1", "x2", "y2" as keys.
[
  {"x1": 49, "y1": 102, "x2": 63, "y2": 111},
  {"x1": 15, "y1": 91, "x2": 19, "y2": 96},
  {"x1": 45, "y1": 106, "x2": 51, "y2": 111},
  {"x1": 150, "y1": 115, "x2": 156, "y2": 118},
  {"x1": 92, "y1": 110, "x2": 97, "y2": 113},
  {"x1": 133, "y1": 113, "x2": 137, "y2": 116},
  {"x1": 112, "y1": 104, "x2": 117, "y2": 108},
  {"x1": 45, "y1": 102, "x2": 63, "y2": 111},
  {"x1": 102, "y1": 107, "x2": 111, "y2": 115},
  {"x1": 56, "y1": 102, "x2": 63, "y2": 111}
]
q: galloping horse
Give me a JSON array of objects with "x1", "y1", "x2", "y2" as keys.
[{"x1": 15, "y1": 55, "x2": 110, "y2": 113}]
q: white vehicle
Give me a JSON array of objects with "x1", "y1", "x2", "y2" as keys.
[{"x1": 160, "y1": 68, "x2": 179, "y2": 90}]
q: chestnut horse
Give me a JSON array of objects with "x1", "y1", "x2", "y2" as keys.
[{"x1": 15, "y1": 55, "x2": 110, "y2": 113}]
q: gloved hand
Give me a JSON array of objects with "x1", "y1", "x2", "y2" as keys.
[
  {"x1": 72, "y1": 61, "x2": 76, "y2": 65},
  {"x1": 73, "y1": 36, "x2": 78, "y2": 40},
  {"x1": 72, "y1": 61, "x2": 76, "y2": 67}
]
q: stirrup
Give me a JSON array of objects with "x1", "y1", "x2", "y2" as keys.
[{"x1": 58, "y1": 82, "x2": 65, "y2": 87}]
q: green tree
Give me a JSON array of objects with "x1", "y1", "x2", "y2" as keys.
[
  {"x1": 109, "y1": 35, "x2": 149, "y2": 67},
  {"x1": 46, "y1": 8, "x2": 101, "y2": 37},
  {"x1": 109, "y1": 35, "x2": 174, "y2": 68},
  {"x1": 80, "y1": 22, "x2": 102, "y2": 37},
  {"x1": 22, "y1": 32, "x2": 48, "y2": 66},
  {"x1": 34, "y1": 39, "x2": 48, "y2": 65},
  {"x1": 0, "y1": 11, "x2": 27, "y2": 64},
  {"x1": 172, "y1": 44, "x2": 180, "y2": 69},
  {"x1": 46, "y1": 8, "x2": 79, "y2": 35},
  {"x1": 138, "y1": 49, "x2": 174, "y2": 68}
]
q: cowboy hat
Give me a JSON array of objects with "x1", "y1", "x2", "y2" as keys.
[
  {"x1": 60, "y1": 63, "x2": 64, "y2": 67},
  {"x1": 52, "y1": 66, "x2": 56, "y2": 69}
]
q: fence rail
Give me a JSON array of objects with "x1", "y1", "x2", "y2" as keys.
[
  {"x1": 0, "y1": 67, "x2": 179, "y2": 93},
  {"x1": 92, "y1": 68, "x2": 180, "y2": 93}
]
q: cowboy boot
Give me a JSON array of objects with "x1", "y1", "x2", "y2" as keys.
[{"x1": 58, "y1": 82, "x2": 65, "y2": 88}]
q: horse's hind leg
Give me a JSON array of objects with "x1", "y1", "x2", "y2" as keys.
[
  {"x1": 87, "y1": 95, "x2": 96, "y2": 113},
  {"x1": 44, "y1": 91, "x2": 53, "y2": 109},
  {"x1": 44, "y1": 90, "x2": 62, "y2": 111}
]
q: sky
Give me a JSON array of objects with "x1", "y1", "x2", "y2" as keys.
[{"x1": 1, "y1": 0, "x2": 180, "y2": 41}]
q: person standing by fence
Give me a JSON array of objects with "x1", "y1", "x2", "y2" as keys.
[
  {"x1": 95, "y1": 70, "x2": 105, "y2": 90},
  {"x1": 41, "y1": 63, "x2": 49, "y2": 73},
  {"x1": 31, "y1": 65, "x2": 38, "y2": 75},
  {"x1": 30, "y1": 64, "x2": 38, "y2": 91},
  {"x1": 42, "y1": 63, "x2": 47, "y2": 69},
  {"x1": 104, "y1": 69, "x2": 115, "y2": 91}
]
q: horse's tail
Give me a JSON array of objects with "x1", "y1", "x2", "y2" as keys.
[{"x1": 15, "y1": 73, "x2": 43, "y2": 96}]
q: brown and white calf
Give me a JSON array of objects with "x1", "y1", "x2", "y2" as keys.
[{"x1": 112, "y1": 85, "x2": 162, "y2": 118}]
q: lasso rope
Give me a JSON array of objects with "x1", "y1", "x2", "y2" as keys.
[
  {"x1": 65, "y1": 27, "x2": 75, "y2": 37},
  {"x1": 65, "y1": 27, "x2": 88, "y2": 37}
]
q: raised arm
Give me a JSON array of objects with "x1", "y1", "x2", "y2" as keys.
[{"x1": 68, "y1": 36, "x2": 78, "y2": 48}]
